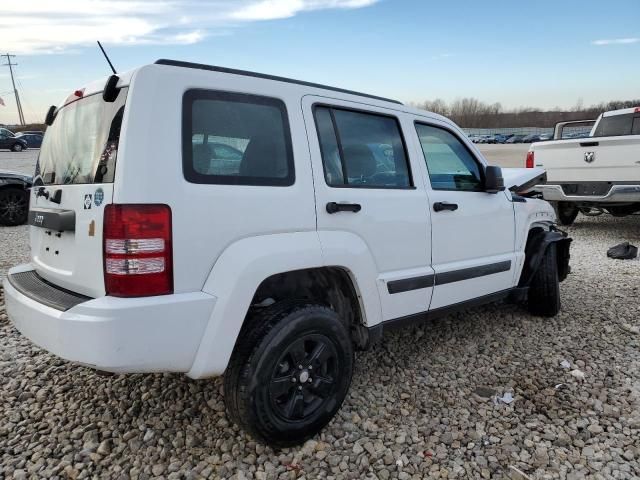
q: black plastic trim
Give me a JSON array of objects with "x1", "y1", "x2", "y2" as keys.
[
  {"x1": 386, "y1": 261, "x2": 512, "y2": 295},
  {"x1": 387, "y1": 274, "x2": 434, "y2": 294},
  {"x1": 8, "y1": 270, "x2": 90, "y2": 311},
  {"x1": 381, "y1": 289, "x2": 512, "y2": 332},
  {"x1": 435, "y1": 260, "x2": 511, "y2": 286},
  {"x1": 28, "y1": 208, "x2": 75, "y2": 232},
  {"x1": 518, "y1": 229, "x2": 572, "y2": 287},
  {"x1": 155, "y1": 59, "x2": 402, "y2": 105}
]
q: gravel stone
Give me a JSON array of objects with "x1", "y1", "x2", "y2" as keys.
[{"x1": 0, "y1": 150, "x2": 639, "y2": 478}]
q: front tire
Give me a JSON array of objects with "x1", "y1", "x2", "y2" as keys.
[
  {"x1": 224, "y1": 302, "x2": 354, "y2": 447},
  {"x1": 553, "y1": 202, "x2": 579, "y2": 226},
  {"x1": 11, "y1": 143, "x2": 24, "y2": 152},
  {"x1": 0, "y1": 188, "x2": 29, "y2": 226},
  {"x1": 527, "y1": 243, "x2": 561, "y2": 317}
]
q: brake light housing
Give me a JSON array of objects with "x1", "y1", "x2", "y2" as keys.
[
  {"x1": 526, "y1": 151, "x2": 535, "y2": 168},
  {"x1": 103, "y1": 204, "x2": 173, "y2": 297}
]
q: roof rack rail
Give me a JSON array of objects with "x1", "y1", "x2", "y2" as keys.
[{"x1": 154, "y1": 59, "x2": 402, "y2": 105}]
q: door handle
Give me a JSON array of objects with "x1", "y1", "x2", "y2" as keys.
[
  {"x1": 433, "y1": 201, "x2": 458, "y2": 212},
  {"x1": 326, "y1": 202, "x2": 362, "y2": 214}
]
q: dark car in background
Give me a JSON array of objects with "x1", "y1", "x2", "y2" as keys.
[
  {"x1": 506, "y1": 134, "x2": 526, "y2": 144},
  {"x1": 0, "y1": 131, "x2": 28, "y2": 152},
  {"x1": 522, "y1": 134, "x2": 542, "y2": 143},
  {"x1": 0, "y1": 170, "x2": 32, "y2": 226},
  {"x1": 493, "y1": 134, "x2": 513, "y2": 144},
  {"x1": 15, "y1": 133, "x2": 43, "y2": 148}
]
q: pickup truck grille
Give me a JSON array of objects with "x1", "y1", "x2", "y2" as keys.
[
  {"x1": 561, "y1": 183, "x2": 613, "y2": 197},
  {"x1": 8, "y1": 270, "x2": 91, "y2": 311}
]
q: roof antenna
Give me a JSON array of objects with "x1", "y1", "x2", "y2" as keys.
[{"x1": 97, "y1": 41, "x2": 117, "y2": 74}]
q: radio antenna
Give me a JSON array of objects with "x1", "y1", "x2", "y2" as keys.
[{"x1": 97, "y1": 41, "x2": 117, "y2": 74}]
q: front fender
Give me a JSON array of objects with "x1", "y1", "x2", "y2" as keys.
[{"x1": 518, "y1": 228, "x2": 572, "y2": 287}]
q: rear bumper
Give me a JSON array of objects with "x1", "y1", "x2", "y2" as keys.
[
  {"x1": 538, "y1": 184, "x2": 640, "y2": 203},
  {"x1": 3, "y1": 264, "x2": 217, "y2": 374}
]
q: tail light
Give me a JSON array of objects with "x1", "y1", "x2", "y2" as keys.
[
  {"x1": 103, "y1": 204, "x2": 173, "y2": 297},
  {"x1": 526, "y1": 151, "x2": 534, "y2": 168}
]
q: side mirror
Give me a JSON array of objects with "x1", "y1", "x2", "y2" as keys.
[{"x1": 485, "y1": 166, "x2": 505, "y2": 194}]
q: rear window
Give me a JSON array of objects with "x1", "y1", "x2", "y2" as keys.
[
  {"x1": 183, "y1": 90, "x2": 294, "y2": 186},
  {"x1": 37, "y1": 89, "x2": 128, "y2": 185},
  {"x1": 593, "y1": 113, "x2": 639, "y2": 137}
]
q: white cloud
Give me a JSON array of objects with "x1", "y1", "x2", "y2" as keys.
[
  {"x1": 0, "y1": 0, "x2": 379, "y2": 54},
  {"x1": 592, "y1": 37, "x2": 640, "y2": 46}
]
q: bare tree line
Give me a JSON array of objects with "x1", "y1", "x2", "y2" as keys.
[{"x1": 412, "y1": 98, "x2": 640, "y2": 128}]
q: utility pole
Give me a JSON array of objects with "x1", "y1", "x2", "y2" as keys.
[{"x1": 2, "y1": 54, "x2": 26, "y2": 126}]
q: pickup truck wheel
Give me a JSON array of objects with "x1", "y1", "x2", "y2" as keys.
[
  {"x1": 0, "y1": 188, "x2": 29, "y2": 226},
  {"x1": 553, "y1": 202, "x2": 579, "y2": 226},
  {"x1": 224, "y1": 302, "x2": 354, "y2": 447},
  {"x1": 527, "y1": 242, "x2": 561, "y2": 317}
]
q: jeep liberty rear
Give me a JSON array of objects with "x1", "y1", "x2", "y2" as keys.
[{"x1": 31, "y1": 87, "x2": 128, "y2": 297}]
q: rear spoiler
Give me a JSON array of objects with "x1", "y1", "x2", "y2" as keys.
[{"x1": 553, "y1": 119, "x2": 596, "y2": 140}]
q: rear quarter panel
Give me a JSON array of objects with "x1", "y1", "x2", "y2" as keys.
[{"x1": 114, "y1": 65, "x2": 318, "y2": 294}]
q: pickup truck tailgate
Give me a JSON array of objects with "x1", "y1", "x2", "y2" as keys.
[{"x1": 533, "y1": 136, "x2": 640, "y2": 182}]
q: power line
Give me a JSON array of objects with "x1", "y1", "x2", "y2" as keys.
[{"x1": 1, "y1": 53, "x2": 26, "y2": 126}]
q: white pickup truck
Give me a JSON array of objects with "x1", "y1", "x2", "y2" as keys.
[{"x1": 528, "y1": 107, "x2": 640, "y2": 224}]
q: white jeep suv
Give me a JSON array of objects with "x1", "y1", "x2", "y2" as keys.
[{"x1": 4, "y1": 60, "x2": 571, "y2": 446}]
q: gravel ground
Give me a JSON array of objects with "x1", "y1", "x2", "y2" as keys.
[{"x1": 1, "y1": 150, "x2": 640, "y2": 479}]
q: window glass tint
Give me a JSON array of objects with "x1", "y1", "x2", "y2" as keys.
[
  {"x1": 314, "y1": 107, "x2": 411, "y2": 188},
  {"x1": 593, "y1": 114, "x2": 633, "y2": 137},
  {"x1": 415, "y1": 123, "x2": 483, "y2": 191},
  {"x1": 184, "y1": 91, "x2": 294, "y2": 185},
  {"x1": 38, "y1": 89, "x2": 128, "y2": 185},
  {"x1": 632, "y1": 116, "x2": 640, "y2": 135}
]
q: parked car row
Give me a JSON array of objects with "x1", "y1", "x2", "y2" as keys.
[
  {"x1": 468, "y1": 133, "x2": 555, "y2": 144},
  {"x1": 0, "y1": 128, "x2": 44, "y2": 151}
]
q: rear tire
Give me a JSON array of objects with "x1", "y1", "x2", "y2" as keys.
[
  {"x1": 527, "y1": 243, "x2": 561, "y2": 317},
  {"x1": 11, "y1": 143, "x2": 24, "y2": 152},
  {"x1": 224, "y1": 302, "x2": 354, "y2": 447},
  {"x1": 0, "y1": 188, "x2": 29, "y2": 226},
  {"x1": 553, "y1": 202, "x2": 579, "y2": 226}
]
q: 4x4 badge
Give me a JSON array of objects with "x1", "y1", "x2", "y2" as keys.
[{"x1": 84, "y1": 194, "x2": 92, "y2": 209}]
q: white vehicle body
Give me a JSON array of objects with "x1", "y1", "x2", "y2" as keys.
[
  {"x1": 4, "y1": 60, "x2": 569, "y2": 382},
  {"x1": 530, "y1": 107, "x2": 640, "y2": 209}
]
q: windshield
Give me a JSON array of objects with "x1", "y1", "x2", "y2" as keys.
[{"x1": 37, "y1": 88, "x2": 128, "y2": 185}]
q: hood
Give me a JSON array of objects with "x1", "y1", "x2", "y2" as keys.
[
  {"x1": 501, "y1": 167, "x2": 546, "y2": 192},
  {"x1": 0, "y1": 170, "x2": 33, "y2": 185}
]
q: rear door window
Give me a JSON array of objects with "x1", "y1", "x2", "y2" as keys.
[
  {"x1": 313, "y1": 106, "x2": 411, "y2": 188},
  {"x1": 183, "y1": 90, "x2": 294, "y2": 186}
]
